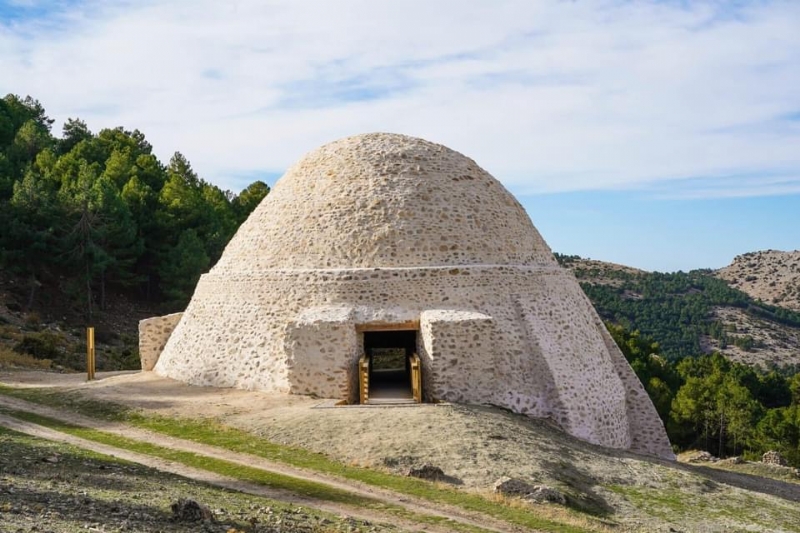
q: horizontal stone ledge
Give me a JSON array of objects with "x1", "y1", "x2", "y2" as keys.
[{"x1": 198, "y1": 264, "x2": 567, "y2": 283}]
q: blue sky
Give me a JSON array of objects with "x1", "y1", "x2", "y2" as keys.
[
  {"x1": 528, "y1": 190, "x2": 800, "y2": 272},
  {"x1": 1, "y1": 0, "x2": 799, "y2": 271}
]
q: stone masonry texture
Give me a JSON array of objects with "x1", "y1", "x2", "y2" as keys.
[
  {"x1": 147, "y1": 133, "x2": 674, "y2": 459},
  {"x1": 139, "y1": 313, "x2": 183, "y2": 371}
]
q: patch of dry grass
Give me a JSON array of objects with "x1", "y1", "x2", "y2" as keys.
[
  {"x1": 0, "y1": 324, "x2": 23, "y2": 342},
  {"x1": 0, "y1": 346, "x2": 51, "y2": 370},
  {"x1": 486, "y1": 493, "x2": 616, "y2": 532}
]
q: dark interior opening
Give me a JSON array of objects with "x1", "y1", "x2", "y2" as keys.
[{"x1": 364, "y1": 330, "x2": 416, "y2": 402}]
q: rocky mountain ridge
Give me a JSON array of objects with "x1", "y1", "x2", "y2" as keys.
[
  {"x1": 558, "y1": 251, "x2": 800, "y2": 369},
  {"x1": 716, "y1": 249, "x2": 800, "y2": 312}
]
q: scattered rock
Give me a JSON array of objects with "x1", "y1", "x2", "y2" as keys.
[
  {"x1": 406, "y1": 464, "x2": 445, "y2": 481},
  {"x1": 493, "y1": 477, "x2": 536, "y2": 496},
  {"x1": 720, "y1": 456, "x2": 743, "y2": 465},
  {"x1": 493, "y1": 477, "x2": 565, "y2": 505},
  {"x1": 170, "y1": 498, "x2": 215, "y2": 522},
  {"x1": 687, "y1": 451, "x2": 717, "y2": 463},
  {"x1": 762, "y1": 450, "x2": 787, "y2": 466},
  {"x1": 524, "y1": 485, "x2": 566, "y2": 505}
]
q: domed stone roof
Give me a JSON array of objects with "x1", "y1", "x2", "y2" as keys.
[{"x1": 212, "y1": 133, "x2": 556, "y2": 272}]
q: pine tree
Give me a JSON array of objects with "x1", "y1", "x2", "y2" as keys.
[{"x1": 158, "y1": 229, "x2": 209, "y2": 308}]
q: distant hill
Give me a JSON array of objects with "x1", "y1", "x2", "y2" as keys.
[
  {"x1": 716, "y1": 250, "x2": 800, "y2": 312},
  {"x1": 556, "y1": 253, "x2": 800, "y2": 369}
]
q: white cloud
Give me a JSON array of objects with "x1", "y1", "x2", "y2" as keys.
[{"x1": 1, "y1": 0, "x2": 799, "y2": 197}]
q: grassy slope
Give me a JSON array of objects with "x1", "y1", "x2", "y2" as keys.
[
  {"x1": 0, "y1": 385, "x2": 600, "y2": 533},
  {"x1": 0, "y1": 425, "x2": 385, "y2": 533},
  {"x1": 3, "y1": 384, "x2": 800, "y2": 532}
]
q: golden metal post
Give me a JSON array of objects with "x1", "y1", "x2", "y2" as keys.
[
  {"x1": 86, "y1": 327, "x2": 95, "y2": 380},
  {"x1": 410, "y1": 353, "x2": 422, "y2": 403},
  {"x1": 358, "y1": 355, "x2": 369, "y2": 404}
]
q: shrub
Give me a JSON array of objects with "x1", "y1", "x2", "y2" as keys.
[
  {"x1": 0, "y1": 325, "x2": 22, "y2": 341},
  {"x1": 94, "y1": 328, "x2": 120, "y2": 345},
  {"x1": 23, "y1": 312, "x2": 41, "y2": 329},
  {"x1": 0, "y1": 346, "x2": 51, "y2": 369},
  {"x1": 733, "y1": 336, "x2": 756, "y2": 352},
  {"x1": 13, "y1": 331, "x2": 66, "y2": 361}
]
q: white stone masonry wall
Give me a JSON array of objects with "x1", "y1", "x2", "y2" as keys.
[
  {"x1": 284, "y1": 306, "x2": 358, "y2": 399},
  {"x1": 420, "y1": 310, "x2": 496, "y2": 404},
  {"x1": 154, "y1": 264, "x2": 674, "y2": 458},
  {"x1": 139, "y1": 313, "x2": 183, "y2": 371}
]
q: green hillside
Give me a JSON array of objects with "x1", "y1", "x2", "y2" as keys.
[{"x1": 556, "y1": 253, "x2": 800, "y2": 366}]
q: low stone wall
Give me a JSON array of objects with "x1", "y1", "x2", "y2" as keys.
[{"x1": 139, "y1": 313, "x2": 183, "y2": 371}]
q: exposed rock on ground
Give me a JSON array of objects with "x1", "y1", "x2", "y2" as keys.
[
  {"x1": 493, "y1": 477, "x2": 565, "y2": 505},
  {"x1": 493, "y1": 477, "x2": 537, "y2": 496},
  {"x1": 763, "y1": 450, "x2": 788, "y2": 466},
  {"x1": 686, "y1": 451, "x2": 718, "y2": 463},
  {"x1": 406, "y1": 464, "x2": 445, "y2": 481},
  {"x1": 525, "y1": 486, "x2": 566, "y2": 505},
  {"x1": 171, "y1": 498, "x2": 215, "y2": 522}
]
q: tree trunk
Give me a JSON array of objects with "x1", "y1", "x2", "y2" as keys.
[
  {"x1": 85, "y1": 259, "x2": 93, "y2": 322},
  {"x1": 100, "y1": 269, "x2": 106, "y2": 311},
  {"x1": 26, "y1": 275, "x2": 38, "y2": 310}
]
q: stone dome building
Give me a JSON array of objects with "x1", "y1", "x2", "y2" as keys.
[{"x1": 142, "y1": 133, "x2": 673, "y2": 459}]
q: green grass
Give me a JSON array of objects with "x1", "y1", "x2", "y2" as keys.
[
  {"x1": 0, "y1": 385, "x2": 596, "y2": 532},
  {"x1": 607, "y1": 484, "x2": 800, "y2": 530},
  {"x1": 606, "y1": 484, "x2": 689, "y2": 517}
]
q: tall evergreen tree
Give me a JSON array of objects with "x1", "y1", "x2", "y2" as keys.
[
  {"x1": 59, "y1": 118, "x2": 92, "y2": 155},
  {"x1": 5, "y1": 168, "x2": 60, "y2": 308},
  {"x1": 159, "y1": 229, "x2": 209, "y2": 308},
  {"x1": 233, "y1": 180, "x2": 270, "y2": 223}
]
